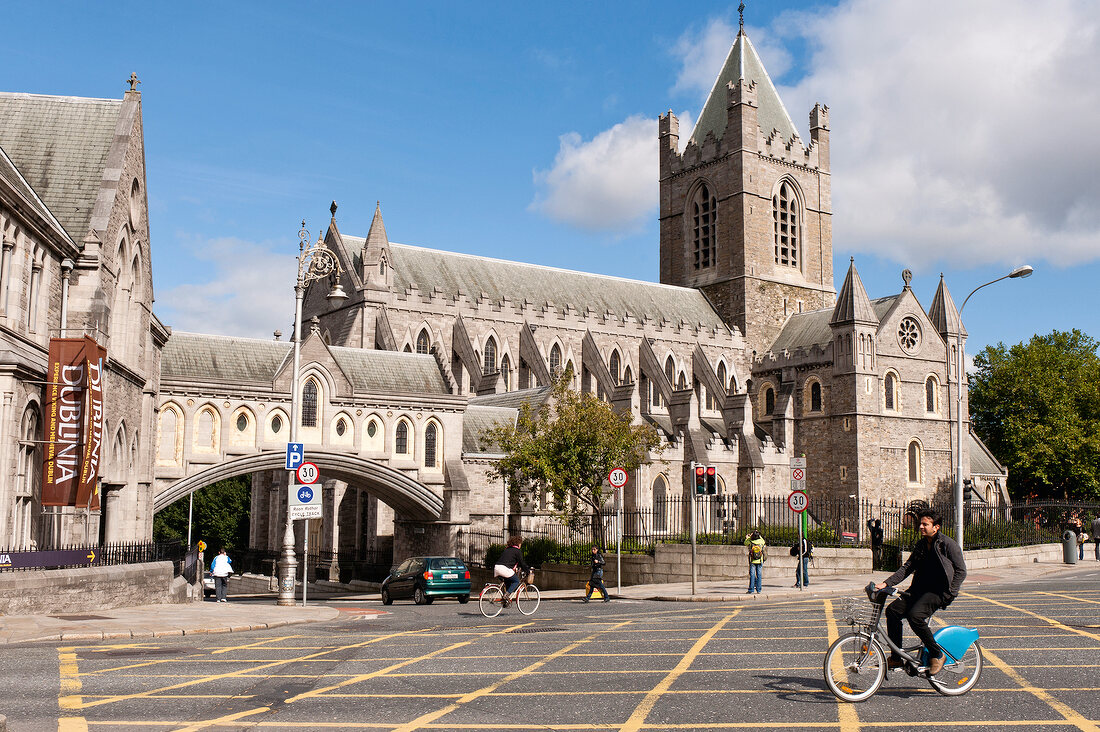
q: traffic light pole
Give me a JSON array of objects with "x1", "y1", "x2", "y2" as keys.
[{"x1": 689, "y1": 461, "x2": 697, "y2": 596}]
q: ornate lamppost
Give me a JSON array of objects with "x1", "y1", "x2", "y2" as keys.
[
  {"x1": 953, "y1": 264, "x2": 1032, "y2": 550},
  {"x1": 277, "y1": 220, "x2": 347, "y2": 606}
]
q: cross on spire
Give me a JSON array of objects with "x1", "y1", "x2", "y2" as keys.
[
  {"x1": 739, "y1": 2, "x2": 746, "y2": 32},
  {"x1": 127, "y1": 72, "x2": 141, "y2": 92}
]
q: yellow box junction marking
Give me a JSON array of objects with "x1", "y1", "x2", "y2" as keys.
[{"x1": 823, "y1": 599, "x2": 861, "y2": 732}]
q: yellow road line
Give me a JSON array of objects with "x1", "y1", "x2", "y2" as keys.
[
  {"x1": 387, "y1": 619, "x2": 635, "y2": 732},
  {"x1": 58, "y1": 646, "x2": 89, "y2": 732},
  {"x1": 618, "y1": 610, "x2": 740, "y2": 732},
  {"x1": 1037, "y1": 590, "x2": 1100, "y2": 606},
  {"x1": 168, "y1": 705, "x2": 270, "y2": 732},
  {"x1": 57, "y1": 719, "x2": 89, "y2": 732},
  {"x1": 981, "y1": 646, "x2": 1100, "y2": 732},
  {"x1": 210, "y1": 635, "x2": 297, "y2": 655},
  {"x1": 965, "y1": 592, "x2": 1100, "y2": 643},
  {"x1": 823, "y1": 599, "x2": 861, "y2": 732}
]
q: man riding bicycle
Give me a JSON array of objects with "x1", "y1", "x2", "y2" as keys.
[
  {"x1": 494, "y1": 535, "x2": 530, "y2": 605},
  {"x1": 874, "y1": 509, "x2": 966, "y2": 675}
]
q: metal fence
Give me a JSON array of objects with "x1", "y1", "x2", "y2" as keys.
[
  {"x1": 234, "y1": 547, "x2": 393, "y2": 585},
  {"x1": 459, "y1": 497, "x2": 1100, "y2": 569},
  {"x1": 0, "y1": 540, "x2": 184, "y2": 572}
]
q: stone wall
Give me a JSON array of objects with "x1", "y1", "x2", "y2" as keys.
[
  {"x1": 900, "y1": 543, "x2": 1062, "y2": 570},
  {"x1": 0, "y1": 561, "x2": 193, "y2": 615}
]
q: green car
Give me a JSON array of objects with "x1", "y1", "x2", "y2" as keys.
[{"x1": 381, "y1": 556, "x2": 471, "y2": 605}]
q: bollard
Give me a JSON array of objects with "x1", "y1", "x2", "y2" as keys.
[{"x1": 1062, "y1": 530, "x2": 1079, "y2": 564}]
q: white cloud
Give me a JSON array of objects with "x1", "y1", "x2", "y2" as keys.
[
  {"x1": 673, "y1": 18, "x2": 792, "y2": 99},
  {"x1": 777, "y1": 0, "x2": 1100, "y2": 269},
  {"x1": 530, "y1": 115, "x2": 658, "y2": 233},
  {"x1": 156, "y1": 236, "x2": 297, "y2": 338}
]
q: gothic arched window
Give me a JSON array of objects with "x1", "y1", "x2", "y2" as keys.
[
  {"x1": 652, "y1": 474, "x2": 668, "y2": 532},
  {"x1": 424, "y1": 422, "x2": 438, "y2": 468},
  {"x1": 609, "y1": 351, "x2": 620, "y2": 385},
  {"x1": 623, "y1": 366, "x2": 633, "y2": 385},
  {"x1": 691, "y1": 182, "x2": 717, "y2": 270},
  {"x1": 501, "y1": 354, "x2": 511, "y2": 391},
  {"x1": 416, "y1": 329, "x2": 430, "y2": 355},
  {"x1": 302, "y1": 379, "x2": 319, "y2": 427},
  {"x1": 884, "y1": 372, "x2": 898, "y2": 411},
  {"x1": 908, "y1": 440, "x2": 922, "y2": 483},
  {"x1": 677, "y1": 371, "x2": 687, "y2": 390},
  {"x1": 717, "y1": 363, "x2": 727, "y2": 394},
  {"x1": 395, "y1": 420, "x2": 410, "y2": 455},
  {"x1": 665, "y1": 356, "x2": 675, "y2": 387},
  {"x1": 764, "y1": 385, "x2": 775, "y2": 416},
  {"x1": 810, "y1": 381, "x2": 822, "y2": 412},
  {"x1": 483, "y1": 336, "x2": 497, "y2": 375},
  {"x1": 926, "y1": 376, "x2": 938, "y2": 413},
  {"x1": 773, "y1": 180, "x2": 800, "y2": 267},
  {"x1": 549, "y1": 344, "x2": 562, "y2": 378}
]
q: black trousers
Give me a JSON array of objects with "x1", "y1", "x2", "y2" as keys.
[{"x1": 886, "y1": 590, "x2": 943, "y2": 659}]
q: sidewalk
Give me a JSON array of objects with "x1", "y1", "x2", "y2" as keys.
[
  {"x1": 0, "y1": 598, "x2": 338, "y2": 645},
  {"x1": 0, "y1": 560, "x2": 1086, "y2": 646}
]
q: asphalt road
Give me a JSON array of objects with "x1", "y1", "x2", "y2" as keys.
[{"x1": 3, "y1": 567, "x2": 1099, "y2": 732}]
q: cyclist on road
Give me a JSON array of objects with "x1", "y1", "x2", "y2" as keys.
[
  {"x1": 874, "y1": 509, "x2": 966, "y2": 675},
  {"x1": 494, "y1": 535, "x2": 529, "y2": 604}
]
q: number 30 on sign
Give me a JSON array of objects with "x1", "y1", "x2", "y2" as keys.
[
  {"x1": 788, "y1": 491, "x2": 808, "y2": 513},
  {"x1": 608, "y1": 469, "x2": 628, "y2": 488}
]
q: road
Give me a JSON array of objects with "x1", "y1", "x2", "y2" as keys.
[{"x1": 2, "y1": 567, "x2": 1099, "y2": 731}]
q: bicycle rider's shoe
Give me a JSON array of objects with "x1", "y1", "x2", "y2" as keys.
[
  {"x1": 887, "y1": 657, "x2": 905, "y2": 670},
  {"x1": 928, "y1": 655, "x2": 945, "y2": 675},
  {"x1": 582, "y1": 597, "x2": 589, "y2": 603}
]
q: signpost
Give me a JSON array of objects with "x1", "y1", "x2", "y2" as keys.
[
  {"x1": 289, "y1": 479, "x2": 322, "y2": 607},
  {"x1": 790, "y1": 456, "x2": 808, "y2": 591},
  {"x1": 0, "y1": 548, "x2": 98, "y2": 570},
  {"x1": 296, "y1": 462, "x2": 319, "y2": 486},
  {"x1": 285, "y1": 442, "x2": 305, "y2": 471},
  {"x1": 608, "y1": 468, "x2": 628, "y2": 597}
]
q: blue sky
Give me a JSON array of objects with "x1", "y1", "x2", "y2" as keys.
[{"x1": 4, "y1": 1, "x2": 1098, "y2": 362}]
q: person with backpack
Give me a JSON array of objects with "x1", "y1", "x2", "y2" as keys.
[
  {"x1": 745, "y1": 530, "x2": 766, "y2": 594},
  {"x1": 583, "y1": 545, "x2": 609, "y2": 603},
  {"x1": 791, "y1": 536, "x2": 812, "y2": 588}
]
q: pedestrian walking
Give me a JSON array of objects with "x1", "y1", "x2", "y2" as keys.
[
  {"x1": 791, "y1": 536, "x2": 812, "y2": 588},
  {"x1": 1091, "y1": 515, "x2": 1100, "y2": 561},
  {"x1": 745, "y1": 530, "x2": 766, "y2": 594},
  {"x1": 211, "y1": 549, "x2": 233, "y2": 603},
  {"x1": 867, "y1": 519, "x2": 884, "y2": 570},
  {"x1": 1069, "y1": 517, "x2": 1085, "y2": 561},
  {"x1": 583, "y1": 545, "x2": 609, "y2": 603}
]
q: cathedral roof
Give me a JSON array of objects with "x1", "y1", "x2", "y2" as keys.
[
  {"x1": 161, "y1": 331, "x2": 448, "y2": 395},
  {"x1": 769, "y1": 296, "x2": 898, "y2": 354},
  {"x1": 830, "y1": 260, "x2": 878, "y2": 325},
  {"x1": 341, "y1": 237, "x2": 729, "y2": 331},
  {"x1": 969, "y1": 430, "x2": 1006, "y2": 477},
  {"x1": 928, "y1": 274, "x2": 967, "y2": 337},
  {"x1": 0, "y1": 145, "x2": 73, "y2": 245},
  {"x1": 690, "y1": 29, "x2": 800, "y2": 146},
  {"x1": 0, "y1": 92, "x2": 123, "y2": 241}
]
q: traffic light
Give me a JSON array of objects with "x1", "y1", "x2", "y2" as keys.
[
  {"x1": 705, "y1": 465, "x2": 718, "y2": 495},
  {"x1": 694, "y1": 464, "x2": 706, "y2": 494}
]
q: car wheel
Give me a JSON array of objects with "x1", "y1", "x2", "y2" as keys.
[
  {"x1": 458, "y1": 595, "x2": 469, "y2": 604},
  {"x1": 381, "y1": 588, "x2": 392, "y2": 606},
  {"x1": 414, "y1": 586, "x2": 428, "y2": 605}
]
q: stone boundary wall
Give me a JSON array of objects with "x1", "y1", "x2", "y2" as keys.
[
  {"x1": 900, "y1": 543, "x2": 1062, "y2": 570},
  {"x1": 0, "y1": 562, "x2": 192, "y2": 615}
]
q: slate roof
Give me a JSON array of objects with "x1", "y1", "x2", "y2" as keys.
[
  {"x1": 769, "y1": 296, "x2": 899, "y2": 354},
  {"x1": 0, "y1": 145, "x2": 72, "y2": 244},
  {"x1": 468, "y1": 386, "x2": 553, "y2": 411},
  {"x1": 690, "y1": 30, "x2": 800, "y2": 146},
  {"x1": 462, "y1": 405, "x2": 517, "y2": 455},
  {"x1": 831, "y1": 260, "x2": 877, "y2": 324},
  {"x1": 0, "y1": 93, "x2": 123, "y2": 241},
  {"x1": 341, "y1": 236, "x2": 728, "y2": 330},
  {"x1": 969, "y1": 431, "x2": 1006, "y2": 476},
  {"x1": 161, "y1": 331, "x2": 448, "y2": 395}
]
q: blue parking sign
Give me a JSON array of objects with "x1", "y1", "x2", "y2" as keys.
[{"x1": 285, "y1": 442, "x2": 305, "y2": 471}]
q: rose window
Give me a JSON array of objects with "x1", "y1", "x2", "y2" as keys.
[{"x1": 898, "y1": 317, "x2": 921, "y2": 353}]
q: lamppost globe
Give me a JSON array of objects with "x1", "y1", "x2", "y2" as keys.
[{"x1": 1009, "y1": 265, "x2": 1034, "y2": 279}]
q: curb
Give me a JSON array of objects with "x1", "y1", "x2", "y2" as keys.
[{"x1": 3, "y1": 616, "x2": 324, "y2": 646}]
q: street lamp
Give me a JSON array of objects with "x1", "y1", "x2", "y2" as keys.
[
  {"x1": 277, "y1": 221, "x2": 347, "y2": 606},
  {"x1": 954, "y1": 264, "x2": 1032, "y2": 550}
]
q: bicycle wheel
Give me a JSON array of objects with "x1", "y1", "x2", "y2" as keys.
[
  {"x1": 823, "y1": 632, "x2": 886, "y2": 702},
  {"x1": 928, "y1": 641, "x2": 983, "y2": 696},
  {"x1": 479, "y1": 585, "x2": 505, "y2": 618},
  {"x1": 516, "y1": 584, "x2": 541, "y2": 616}
]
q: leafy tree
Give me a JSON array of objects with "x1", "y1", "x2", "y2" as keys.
[
  {"x1": 153, "y1": 476, "x2": 251, "y2": 552},
  {"x1": 482, "y1": 374, "x2": 663, "y2": 550},
  {"x1": 969, "y1": 329, "x2": 1100, "y2": 500}
]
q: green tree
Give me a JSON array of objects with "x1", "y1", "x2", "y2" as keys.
[
  {"x1": 153, "y1": 475, "x2": 252, "y2": 552},
  {"x1": 970, "y1": 329, "x2": 1100, "y2": 500},
  {"x1": 482, "y1": 374, "x2": 663, "y2": 550}
]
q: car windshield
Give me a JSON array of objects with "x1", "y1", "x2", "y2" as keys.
[{"x1": 430, "y1": 558, "x2": 465, "y2": 570}]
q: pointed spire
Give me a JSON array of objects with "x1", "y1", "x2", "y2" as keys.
[
  {"x1": 364, "y1": 201, "x2": 389, "y2": 251},
  {"x1": 928, "y1": 273, "x2": 967, "y2": 337},
  {"x1": 831, "y1": 258, "x2": 878, "y2": 325},
  {"x1": 689, "y1": 24, "x2": 799, "y2": 147}
]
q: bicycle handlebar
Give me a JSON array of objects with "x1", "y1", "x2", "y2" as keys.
[{"x1": 864, "y1": 581, "x2": 898, "y2": 604}]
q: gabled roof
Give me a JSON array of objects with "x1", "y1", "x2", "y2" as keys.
[
  {"x1": 690, "y1": 29, "x2": 800, "y2": 146},
  {"x1": 161, "y1": 331, "x2": 448, "y2": 395},
  {"x1": 0, "y1": 145, "x2": 74, "y2": 246},
  {"x1": 0, "y1": 92, "x2": 123, "y2": 240},
  {"x1": 928, "y1": 274, "x2": 967, "y2": 337},
  {"x1": 831, "y1": 260, "x2": 878, "y2": 325},
  {"x1": 969, "y1": 430, "x2": 1006, "y2": 477},
  {"x1": 469, "y1": 386, "x2": 553, "y2": 411},
  {"x1": 769, "y1": 296, "x2": 899, "y2": 354},
  {"x1": 462, "y1": 405, "x2": 517, "y2": 455},
  {"x1": 338, "y1": 237, "x2": 728, "y2": 331}
]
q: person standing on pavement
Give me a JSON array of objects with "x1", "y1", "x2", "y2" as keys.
[
  {"x1": 584, "y1": 545, "x2": 609, "y2": 603},
  {"x1": 791, "y1": 536, "x2": 812, "y2": 588},
  {"x1": 210, "y1": 549, "x2": 233, "y2": 603},
  {"x1": 1092, "y1": 515, "x2": 1100, "y2": 561},
  {"x1": 868, "y1": 519, "x2": 884, "y2": 569},
  {"x1": 745, "y1": 530, "x2": 766, "y2": 594},
  {"x1": 874, "y1": 509, "x2": 966, "y2": 676}
]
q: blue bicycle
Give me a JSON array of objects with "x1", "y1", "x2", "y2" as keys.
[{"x1": 824, "y1": 583, "x2": 983, "y2": 702}]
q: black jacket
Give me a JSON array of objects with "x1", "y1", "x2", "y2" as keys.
[
  {"x1": 885, "y1": 531, "x2": 966, "y2": 605},
  {"x1": 497, "y1": 545, "x2": 529, "y2": 573},
  {"x1": 590, "y1": 552, "x2": 606, "y2": 579}
]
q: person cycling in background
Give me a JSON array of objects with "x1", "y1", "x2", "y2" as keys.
[
  {"x1": 874, "y1": 509, "x2": 966, "y2": 675},
  {"x1": 494, "y1": 535, "x2": 530, "y2": 603}
]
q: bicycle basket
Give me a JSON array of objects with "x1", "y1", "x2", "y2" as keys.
[
  {"x1": 842, "y1": 597, "x2": 878, "y2": 629},
  {"x1": 524, "y1": 569, "x2": 535, "y2": 584}
]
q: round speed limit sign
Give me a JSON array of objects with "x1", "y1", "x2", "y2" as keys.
[
  {"x1": 788, "y1": 490, "x2": 808, "y2": 513},
  {"x1": 608, "y1": 468, "x2": 628, "y2": 488},
  {"x1": 296, "y1": 462, "x2": 320, "y2": 485}
]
